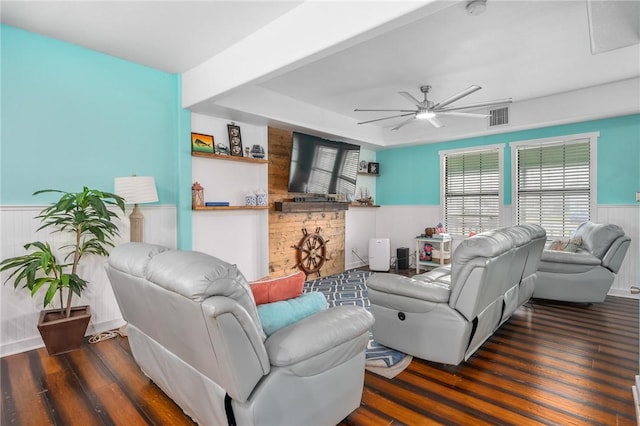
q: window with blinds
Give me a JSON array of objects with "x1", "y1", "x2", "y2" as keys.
[
  {"x1": 514, "y1": 136, "x2": 594, "y2": 238},
  {"x1": 442, "y1": 148, "x2": 501, "y2": 235}
]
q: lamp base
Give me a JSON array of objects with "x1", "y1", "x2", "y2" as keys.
[{"x1": 129, "y1": 204, "x2": 144, "y2": 242}]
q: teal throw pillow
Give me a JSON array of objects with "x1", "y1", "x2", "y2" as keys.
[{"x1": 257, "y1": 292, "x2": 328, "y2": 336}]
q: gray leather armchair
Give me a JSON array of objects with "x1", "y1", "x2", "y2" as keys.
[
  {"x1": 533, "y1": 221, "x2": 630, "y2": 303},
  {"x1": 105, "y1": 243, "x2": 374, "y2": 426}
]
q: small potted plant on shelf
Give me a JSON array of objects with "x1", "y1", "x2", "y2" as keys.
[{"x1": 0, "y1": 187, "x2": 125, "y2": 355}]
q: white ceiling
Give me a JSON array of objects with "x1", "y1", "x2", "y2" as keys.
[{"x1": 2, "y1": 1, "x2": 639, "y2": 147}]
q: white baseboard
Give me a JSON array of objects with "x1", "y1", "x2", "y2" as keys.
[
  {"x1": 608, "y1": 288, "x2": 638, "y2": 299},
  {"x1": 346, "y1": 260, "x2": 368, "y2": 270},
  {"x1": 0, "y1": 318, "x2": 126, "y2": 358}
]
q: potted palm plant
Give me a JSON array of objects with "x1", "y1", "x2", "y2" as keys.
[{"x1": 0, "y1": 187, "x2": 125, "y2": 355}]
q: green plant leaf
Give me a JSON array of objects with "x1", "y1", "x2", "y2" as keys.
[{"x1": 2, "y1": 187, "x2": 123, "y2": 311}]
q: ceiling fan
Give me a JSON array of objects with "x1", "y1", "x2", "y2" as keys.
[{"x1": 354, "y1": 85, "x2": 512, "y2": 130}]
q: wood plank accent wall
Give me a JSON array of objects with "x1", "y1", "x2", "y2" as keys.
[{"x1": 268, "y1": 127, "x2": 345, "y2": 278}]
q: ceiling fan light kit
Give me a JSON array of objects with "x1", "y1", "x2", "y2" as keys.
[
  {"x1": 415, "y1": 110, "x2": 436, "y2": 120},
  {"x1": 355, "y1": 83, "x2": 511, "y2": 130}
]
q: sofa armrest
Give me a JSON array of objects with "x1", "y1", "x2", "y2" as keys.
[
  {"x1": 367, "y1": 272, "x2": 451, "y2": 303},
  {"x1": 265, "y1": 305, "x2": 373, "y2": 376},
  {"x1": 201, "y1": 297, "x2": 270, "y2": 403}
]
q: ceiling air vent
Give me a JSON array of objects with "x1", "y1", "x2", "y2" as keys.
[{"x1": 489, "y1": 106, "x2": 509, "y2": 127}]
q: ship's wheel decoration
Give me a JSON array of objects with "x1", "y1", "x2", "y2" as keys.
[{"x1": 292, "y1": 227, "x2": 329, "y2": 277}]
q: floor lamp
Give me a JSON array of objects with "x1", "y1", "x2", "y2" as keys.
[{"x1": 114, "y1": 175, "x2": 158, "y2": 243}]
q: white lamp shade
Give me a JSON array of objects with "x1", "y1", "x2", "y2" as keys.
[{"x1": 114, "y1": 176, "x2": 159, "y2": 204}]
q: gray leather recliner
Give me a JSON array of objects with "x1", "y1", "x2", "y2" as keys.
[
  {"x1": 533, "y1": 221, "x2": 630, "y2": 303},
  {"x1": 105, "y1": 243, "x2": 374, "y2": 426},
  {"x1": 366, "y1": 225, "x2": 545, "y2": 365}
]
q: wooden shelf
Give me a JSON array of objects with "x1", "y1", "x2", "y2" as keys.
[
  {"x1": 275, "y1": 201, "x2": 349, "y2": 213},
  {"x1": 192, "y1": 151, "x2": 268, "y2": 164},
  {"x1": 357, "y1": 172, "x2": 379, "y2": 176},
  {"x1": 193, "y1": 205, "x2": 268, "y2": 211},
  {"x1": 349, "y1": 204, "x2": 380, "y2": 208}
]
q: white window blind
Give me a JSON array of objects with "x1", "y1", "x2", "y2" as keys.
[
  {"x1": 444, "y1": 149, "x2": 500, "y2": 235},
  {"x1": 308, "y1": 146, "x2": 336, "y2": 193},
  {"x1": 515, "y1": 138, "x2": 591, "y2": 238},
  {"x1": 336, "y1": 149, "x2": 358, "y2": 196}
]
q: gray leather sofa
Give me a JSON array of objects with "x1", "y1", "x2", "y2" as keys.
[
  {"x1": 533, "y1": 221, "x2": 630, "y2": 303},
  {"x1": 105, "y1": 243, "x2": 374, "y2": 426},
  {"x1": 366, "y1": 225, "x2": 545, "y2": 365}
]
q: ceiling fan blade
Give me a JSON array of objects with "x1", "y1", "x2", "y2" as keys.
[
  {"x1": 426, "y1": 116, "x2": 444, "y2": 128},
  {"x1": 435, "y1": 98, "x2": 512, "y2": 112},
  {"x1": 437, "y1": 111, "x2": 489, "y2": 118},
  {"x1": 391, "y1": 116, "x2": 416, "y2": 130},
  {"x1": 431, "y1": 85, "x2": 481, "y2": 110},
  {"x1": 398, "y1": 91, "x2": 424, "y2": 107},
  {"x1": 354, "y1": 108, "x2": 416, "y2": 112},
  {"x1": 357, "y1": 113, "x2": 415, "y2": 125}
]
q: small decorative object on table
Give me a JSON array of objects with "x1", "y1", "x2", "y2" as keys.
[
  {"x1": 356, "y1": 187, "x2": 374, "y2": 205},
  {"x1": 425, "y1": 227, "x2": 437, "y2": 237},
  {"x1": 191, "y1": 132, "x2": 214, "y2": 154},
  {"x1": 245, "y1": 193, "x2": 257, "y2": 206},
  {"x1": 245, "y1": 146, "x2": 251, "y2": 157},
  {"x1": 368, "y1": 162, "x2": 379, "y2": 175},
  {"x1": 216, "y1": 143, "x2": 229, "y2": 155},
  {"x1": 256, "y1": 190, "x2": 268, "y2": 206},
  {"x1": 227, "y1": 123, "x2": 243, "y2": 157},
  {"x1": 192, "y1": 182, "x2": 204, "y2": 208},
  {"x1": 251, "y1": 144, "x2": 265, "y2": 158}
]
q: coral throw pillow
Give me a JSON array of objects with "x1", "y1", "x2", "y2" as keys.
[{"x1": 250, "y1": 271, "x2": 305, "y2": 305}]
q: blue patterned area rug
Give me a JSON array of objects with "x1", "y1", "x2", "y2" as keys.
[{"x1": 303, "y1": 270, "x2": 410, "y2": 375}]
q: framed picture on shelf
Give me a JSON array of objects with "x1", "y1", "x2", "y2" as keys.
[
  {"x1": 368, "y1": 162, "x2": 379, "y2": 175},
  {"x1": 227, "y1": 123, "x2": 243, "y2": 157},
  {"x1": 191, "y1": 132, "x2": 214, "y2": 154},
  {"x1": 358, "y1": 160, "x2": 368, "y2": 173}
]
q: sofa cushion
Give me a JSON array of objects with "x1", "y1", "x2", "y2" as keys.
[
  {"x1": 258, "y1": 292, "x2": 328, "y2": 336},
  {"x1": 538, "y1": 249, "x2": 601, "y2": 273},
  {"x1": 250, "y1": 271, "x2": 305, "y2": 305}
]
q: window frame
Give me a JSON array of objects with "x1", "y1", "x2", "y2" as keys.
[
  {"x1": 439, "y1": 143, "x2": 505, "y2": 238},
  {"x1": 510, "y1": 132, "x2": 598, "y2": 238}
]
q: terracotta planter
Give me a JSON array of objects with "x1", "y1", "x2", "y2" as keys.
[{"x1": 37, "y1": 305, "x2": 91, "y2": 356}]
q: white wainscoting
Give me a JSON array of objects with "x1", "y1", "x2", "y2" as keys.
[
  {"x1": 0, "y1": 205, "x2": 177, "y2": 357},
  {"x1": 374, "y1": 204, "x2": 638, "y2": 298},
  {"x1": 596, "y1": 205, "x2": 639, "y2": 299},
  {"x1": 375, "y1": 205, "x2": 442, "y2": 269},
  {"x1": 345, "y1": 208, "x2": 378, "y2": 270}
]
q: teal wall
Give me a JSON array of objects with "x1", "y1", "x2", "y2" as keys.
[
  {"x1": 1, "y1": 25, "x2": 192, "y2": 248},
  {"x1": 2, "y1": 24, "x2": 181, "y2": 204},
  {"x1": 377, "y1": 114, "x2": 640, "y2": 205}
]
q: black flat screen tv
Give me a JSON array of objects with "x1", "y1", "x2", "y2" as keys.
[{"x1": 288, "y1": 132, "x2": 360, "y2": 198}]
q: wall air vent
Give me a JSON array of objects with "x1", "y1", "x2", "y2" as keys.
[{"x1": 489, "y1": 106, "x2": 509, "y2": 127}]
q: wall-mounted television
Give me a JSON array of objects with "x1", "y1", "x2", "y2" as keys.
[{"x1": 288, "y1": 132, "x2": 360, "y2": 198}]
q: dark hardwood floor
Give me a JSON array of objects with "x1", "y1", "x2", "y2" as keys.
[{"x1": 2, "y1": 295, "x2": 638, "y2": 425}]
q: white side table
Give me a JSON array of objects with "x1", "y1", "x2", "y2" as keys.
[{"x1": 415, "y1": 235, "x2": 452, "y2": 274}]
